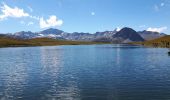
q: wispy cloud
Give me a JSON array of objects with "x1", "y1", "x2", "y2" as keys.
[
  {"x1": 0, "y1": 3, "x2": 29, "y2": 20},
  {"x1": 147, "y1": 26, "x2": 167, "y2": 33},
  {"x1": 154, "y1": 4, "x2": 159, "y2": 11},
  {"x1": 153, "y1": 1, "x2": 167, "y2": 12},
  {"x1": 20, "y1": 20, "x2": 25, "y2": 24},
  {"x1": 27, "y1": 21, "x2": 34, "y2": 26},
  {"x1": 28, "y1": 6, "x2": 33, "y2": 12},
  {"x1": 30, "y1": 15, "x2": 40, "y2": 20},
  {"x1": 160, "y1": 3, "x2": 165, "y2": 7},
  {"x1": 139, "y1": 25, "x2": 146, "y2": 28},
  {"x1": 57, "y1": 1, "x2": 63, "y2": 8},
  {"x1": 39, "y1": 15, "x2": 63, "y2": 28},
  {"x1": 91, "y1": 12, "x2": 95, "y2": 16}
]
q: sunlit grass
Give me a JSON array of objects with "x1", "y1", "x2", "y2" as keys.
[
  {"x1": 130, "y1": 35, "x2": 170, "y2": 48},
  {"x1": 0, "y1": 36, "x2": 105, "y2": 47}
]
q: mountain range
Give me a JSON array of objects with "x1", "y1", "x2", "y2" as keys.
[{"x1": 1, "y1": 27, "x2": 167, "y2": 43}]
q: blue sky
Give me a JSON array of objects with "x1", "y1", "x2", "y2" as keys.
[{"x1": 0, "y1": 0, "x2": 170, "y2": 34}]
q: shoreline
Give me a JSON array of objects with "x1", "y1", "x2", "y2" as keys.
[
  {"x1": 0, "y1": 37, "x2": 108, "y2": 48},
  {"x1": 129, "y1": 35, "x2": 170, "y2": 48},
  {"x1": 0, "y1": 43, "x2": 108, "y2": 48}
]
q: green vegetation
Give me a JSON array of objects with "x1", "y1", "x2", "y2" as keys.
[
  {"x1": 0, "y1": 36, "x2": 104, "y2": 48},
  {"x1": 130, "y1": 35, "x2": 170, "y2": 48}
]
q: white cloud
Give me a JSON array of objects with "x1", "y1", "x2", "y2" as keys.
[
  {"x1": 27, "y1": 21, "x2": 34, "y2": 26},
  {"x1": 0, "y1": 3, "x2": 63, "y2": 29},
  {"x1": 0, "y1": 3, "x2": 29, "y2": 20},
  {"x1": 39, "y1": 15, "x2": 63, "y2": 28},
  {"x1": 147, "y1": 27, "x2": 167, "y2": 33},
  {"x1": 116, "y1": 27, "x2": 121, "y2": 31},
  {"x1": 91, "y1": 12, "x2": 95, "y2": 16}
]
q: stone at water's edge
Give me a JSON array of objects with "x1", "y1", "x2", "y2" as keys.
[{"x1": 168, "y1": 51, "x2": 170, "y2": 55}]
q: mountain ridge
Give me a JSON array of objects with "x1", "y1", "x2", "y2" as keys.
[{"x1": 1, "y1": 27, "x2": 167, "y2": 43}]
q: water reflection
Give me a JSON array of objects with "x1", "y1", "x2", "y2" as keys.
[
  {"x1": 40, "y1": 47, "x2": 63, "y2": 77},
  {"x1": 0, "y1": 48, "x2": 28, "y2": 100},
  {"x1": 39, "y1": 46, "x2": 81, "y2": 100},
  {"x1": 116, "y1": 45, "x2": 120, "y2": 65}
]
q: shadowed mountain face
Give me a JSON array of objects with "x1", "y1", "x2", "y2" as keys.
[
  {"x1": 112, "y1": 27, "x2": 144, "y2": 43},
  {"x1": 1, "y1": 27, "x2": 167, "y2": 43},
  {"x1": 0, "y1": 34, "x2": 6, "y2": 37}
]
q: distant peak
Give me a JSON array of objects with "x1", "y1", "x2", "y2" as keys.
[
  {"x1": 43, "y1": 28, "x2": 62, "y2": 31},
  {"x1": 121, "y1": 27, "x2": 133, "y2": 30},
  {"x1": 119, "y1": 27, "x2": 136, "y2": 32}
]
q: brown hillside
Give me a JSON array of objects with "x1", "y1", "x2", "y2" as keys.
[
  {"x1": 0, "y1": 37, "x2": 103, "y2": 47},
  {"x1": 131, "y1": 35, "x2": 170, "y2": 48}
]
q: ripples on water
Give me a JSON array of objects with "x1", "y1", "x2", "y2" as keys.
[{"x1": 0, "y1": 45, "x2": 170, "y2": 100}]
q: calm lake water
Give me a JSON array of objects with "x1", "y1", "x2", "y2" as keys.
[{"x1": 0, "y1": 44, "x2": 170, "y2": 100}]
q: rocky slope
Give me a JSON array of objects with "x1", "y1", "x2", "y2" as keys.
[
  {"x1": 138, "y1": 30, "x2": 166, "y2": 40},
  {"x1": 112, "y1": 27, "x2": 144, "y2": 43}
]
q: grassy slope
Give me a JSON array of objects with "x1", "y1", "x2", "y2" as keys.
[
  {"x1": 0, "y1": 36, "x2": 104, "y2": 47},
  {"x1": 130, "y1": 35, "x2": 170, "y2": 48}
]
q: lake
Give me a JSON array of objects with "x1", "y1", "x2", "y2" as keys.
[{"x1": 0, "y1": 44, "x2": 170, "y2": 100}]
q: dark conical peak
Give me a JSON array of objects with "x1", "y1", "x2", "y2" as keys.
[
  {"x1": 43, "y1": 28, "x2": 61, "y2": 31},
  {"x1": 114, "y1": 27, "x2": 138, "y2": 37},
  {"x1": 113, "y1": 27, "x2": 144, "y2": 41},
  {"x1": 119, "y1": 27, "x2": 136, "y2": 32},
  {"x1": 40, "y1": 28, "x2": 64, "y2": 35}
]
